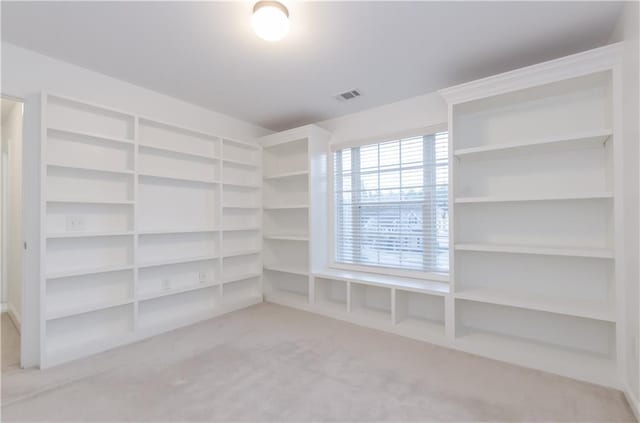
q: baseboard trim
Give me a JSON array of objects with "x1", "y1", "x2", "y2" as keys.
[
  {"x1": 624, "y1": 384, "x2": 640, "y2": 423},
  {"x1": 7, "y1": 303, "x2": 21, "y2": 333}
]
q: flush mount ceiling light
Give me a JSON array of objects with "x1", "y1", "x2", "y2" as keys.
[{"x1": 252, "y1": 1, "x2": 290, "y2": 42}]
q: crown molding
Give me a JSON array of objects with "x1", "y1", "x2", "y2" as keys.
[{"x1": 439, "y1": 43, "x2": 623, "y2": 105}]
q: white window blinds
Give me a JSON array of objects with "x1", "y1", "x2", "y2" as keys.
[{"x1": 333, "y1": 132, "x2": 449, "y2": 275}]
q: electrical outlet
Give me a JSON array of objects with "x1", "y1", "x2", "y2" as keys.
[
  {"x1": 65, "y1": 216, "x2": 85, "y2": 232},
  {"x1": 198, "y1": 272, "x2": 207, "y2": 284},
  {"x1": 162, "y1": 278, "x2": 171, "y2": 290}
]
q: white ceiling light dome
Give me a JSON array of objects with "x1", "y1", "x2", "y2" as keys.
[{"x1": 252, "y1": 1, "x2": 290, "y2": 42}]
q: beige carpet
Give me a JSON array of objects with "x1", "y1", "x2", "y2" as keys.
[
  {"x1": 1, "y1": 313, "x2": 20, "y2": 372},
  {"x1": 1, "y1": 303, "x2": 635, "y2": 422}
]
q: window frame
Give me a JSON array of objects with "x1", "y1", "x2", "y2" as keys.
[{"x1": 328, "y1": 123, "x2": 450, "y2": 282}]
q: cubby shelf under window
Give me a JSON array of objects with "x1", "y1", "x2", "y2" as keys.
[{"x1": 263, "y1": 235, "x2": 308, "y2": 242}]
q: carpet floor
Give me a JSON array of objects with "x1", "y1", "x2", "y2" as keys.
[{"x1": 1, "y1": 302, "x2": 635, "y2": 422}]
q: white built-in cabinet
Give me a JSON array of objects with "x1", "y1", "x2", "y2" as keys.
[{"x1": 41, "y1": 93, "x2": 262, "y2": 367}]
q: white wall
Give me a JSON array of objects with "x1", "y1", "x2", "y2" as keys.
[
  {"x1": 316, "y1": 92, "x2": 447, "y2": 146},
  {"x1": 610, "y1": 1, "x2": 640, "y2": 409},
  {"x1": 1, "y1": 101, "x2": 23, "y2": 326},
  {"x1": 1, "y1": 41, "x2": 272, "y2": 367}
]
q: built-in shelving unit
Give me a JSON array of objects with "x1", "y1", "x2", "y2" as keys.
[
  {"x1": 261, "y1": 130, "x2": 314, "y2": 305},
  {"x1": 440, "y1": 46, "x2": 621, "y2": 388},
  {"x1": 40, "y1": 93, "x2": 263, "y2": 367}
]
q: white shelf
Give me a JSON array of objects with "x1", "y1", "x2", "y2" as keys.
[
  {"x1": 223, "y1": 249, "x2": 261, "y2": 258},
  {"x1": 223, "y1": 272, "x2": 262, "y2": 284},
  {"x1": 455, "y1": 192, "x2": 613, "y2": 204},
  {"x1": 223, "y1": 226, "x2": 260, "y2": 232},
  {"x1": 313, "y1": 268, "x2": 449, "y2": 296},
  {"x1": 455, "y1": 288, "x2": 615, "y2": 322},
  {"x1": 453, "y1": 129, "x2": 612, "y2": 158},
  {"x1": 138, "y1": 227, "x2": 219, "y2": 235},
  {"x1": 223, "y1": 182, "x2": 260, "y2": 189},
  {"x1": 263, "y1": 264, "x2": 309, "y2": 276},
  {"x1": 47, "y1": 298, "x2": 134, "y2": 320},
  {"x1": 138, "y1": 172, "x2": 219, "y2": 185},
  {"x1": 223, "y1": 158, "x2": 258, "y2": 168},
  {"x1": 223, "y1": 138, "x2": 260, "y2": 150},
  {"x1": 47, "y1": 199, "x2": 134, "y2": 205},
  {"x1": 47, "y1": 162, "x2": 134, "y2": 176},
  {"x1": 454, "y1": 331, "x2": 616, "y2": 387},
  {"x1": 48, "y1": 126, "x2": 134, "y2": 146},
  {"x1": 263, "y1": 204, "x2": 309, "y2": 210},
  {"x1": 47, "y1": 231, "x2": 134, "y2": 239},
  {"x1": 264, "y1": 234, "x2": 309, "y2": 242},
  {"x1": 138, "y1": 143, "x2": 218, "y2": 161},
  {"x1": 138, "y1": 281, "x2": 220, "y2": 302},
  {"x1": 454, "y1": 243, "x2": 614, "y2": 259},
  {"x1": 47, "y1": 264, "x2": 134, "y2": 280},
  {"x1": 222, "y1": 205, "x2": 260, "y2": 209},
  {"x1": 137, "y1": 255, "x2": 219, "y2": 269},
  {"x1": 264, "y1": 170, "x2": 308, "y2": 180}
]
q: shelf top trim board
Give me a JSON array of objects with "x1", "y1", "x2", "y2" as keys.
[
  {"x1": 223, "y1": 227, "x2": 261, "y2": 232},
  {"x1": 47, "y1": 126, "x2": 135, "y2": 146},
  {"x1": 222, "y1": 182, "x2": 261, "y2": 189},
  {"x1": 455, "y1": 243, "x2": 614, "y2": 259},
  {"x1": 312, "y1": 269, "x2": 450, "y2": 296},
  {"x1": 438, "y1": 43, "x2": 621, "y2": 105},
  {"x1": 47, "y1": 93, "x2": 136, "y2": 121},
  {"x1": 453, "y1": 130, "x2": 612, "y2": 158},
  {"x1": 138, "y1": 143, "x2": 219, "y2": 161},
  {"x1": 455, "y1": 192, "x2": 614, "y2": 204},
  {"x1": 258, "y1": 124, "x2": 331, "y2": 148},
  {"x1": 223, "y1": 249, "x2": 261, "y2": 258},
  {"x1": 454, "y1": 288, "x2": 615, "y2": 322},
  {"x1": 138, "y1": 116, "x2": 221, "y2": 142}
]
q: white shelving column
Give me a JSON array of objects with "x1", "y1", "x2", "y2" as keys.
[
  {"x1": 221, "y1": 138, "x2": 263, "y2": 304},
  {"x1": 260, "y1": 127, "x2": 314, "y2": 306},
  {"x1": 39, "y1": 93, "x2": 262, "y2": 367},
  {"x1": 440, "y1": 43, "x2": 623, "y2": 388}
]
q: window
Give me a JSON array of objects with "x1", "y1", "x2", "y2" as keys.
[{"x1": 333, "y1": 131, "x2": 449, "y2": 276}]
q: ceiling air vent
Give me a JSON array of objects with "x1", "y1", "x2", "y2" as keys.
[{"x1": 335, "y1": 89, "x2": 361, "y2": 102}]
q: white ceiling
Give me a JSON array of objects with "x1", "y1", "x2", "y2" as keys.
[{"x1": 1, "y1": 1, "x2": 623, "y2": 131}]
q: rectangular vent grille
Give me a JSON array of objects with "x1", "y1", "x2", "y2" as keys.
[{"x1": 336, "y1": 89, "x2": 361, "y2": 101}]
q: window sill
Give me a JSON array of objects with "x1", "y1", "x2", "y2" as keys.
[{"x1": 312, "y1": 268, "x2": 450, "y2": 296}]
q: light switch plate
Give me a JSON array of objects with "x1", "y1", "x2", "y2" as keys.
[
  {"x1": 65, "y1": 216, "x2": 85, "y2": 232},
  {"x1": 198, "y1": 272, "x2": 207, "y2": 284}
]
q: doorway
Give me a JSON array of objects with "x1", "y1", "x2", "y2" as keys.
[{"x1": 1, "y1": 97, "x2": 24, "y2": 372}]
